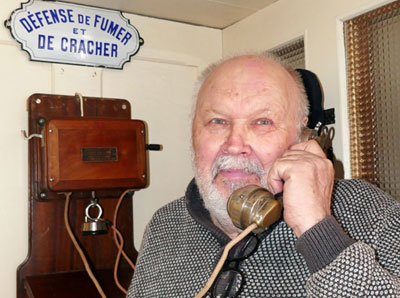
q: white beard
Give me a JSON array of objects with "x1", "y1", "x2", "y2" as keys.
[{"x1": 193, "y1": 155, "x2": 267, "y2": 235}]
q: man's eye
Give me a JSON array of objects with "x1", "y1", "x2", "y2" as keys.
[
  {"x1": 211, "y1": 118, "x2": 228, "y2": 125},
  {"x1": 255, "y1": 119, "x2": 271, "y2": 125}
]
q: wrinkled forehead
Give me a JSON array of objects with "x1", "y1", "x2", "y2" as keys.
[{"x1": 196, "y1": 56, "x2": 298, "y2": 110}]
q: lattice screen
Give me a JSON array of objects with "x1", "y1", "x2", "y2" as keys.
[
  {"x1": 345, "y1": 1, "x2": 400, "y2": 199},
  {"x1": 270, "y1": 38, "x2": 305, "y2": 69}
]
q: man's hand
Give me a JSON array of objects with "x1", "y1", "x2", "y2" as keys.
[{"x1": 266, "y1": 140, "x2": 335, "y2": 237}]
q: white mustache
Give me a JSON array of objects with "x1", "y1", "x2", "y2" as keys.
[{"x1": 211, "y1": 155, "x2": 266, "y2": 181}]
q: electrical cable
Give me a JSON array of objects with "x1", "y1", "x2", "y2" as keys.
[
  {"x1": 62, "y1": 192, "x2": 107, "y2": 298},
  {"x1": 110, "y1": 189, "x2": 137, "y2": 294},
  {"x1": 194, "y1": 223, "x2": 258, "y2": 298},
  {"x1": 110, "y1": 225, "x2": 129, "y2": 294},
  {"x1": 62, "y1": 189, "x2": 139, "y2": 296},
  {"x1": 75, "y1": 92, "x2": 85, "y2": 117}
]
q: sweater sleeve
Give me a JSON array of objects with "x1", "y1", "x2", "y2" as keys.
[
  {"x1": 296, "y1": 215, "x2": 356, "y2": 274},
  {"x1": 305, "y1": 241, "x2": 400, "y2": 297},
  {"x1": 296, "y1": 188, "x2": 400, "y2": 297}
]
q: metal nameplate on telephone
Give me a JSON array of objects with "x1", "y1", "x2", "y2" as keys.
[{"x1": 81, "y1": 147, "x2": 118, "y2": 162}]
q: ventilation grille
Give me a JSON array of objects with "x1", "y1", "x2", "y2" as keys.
[{"x1": 270, "y1": 38, "x2": 305, "y2": 69}]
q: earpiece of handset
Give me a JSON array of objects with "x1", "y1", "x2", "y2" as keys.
[
  {"x1": 227, "y1": 185, "x2": 282, "y2": 233},
  {"x1": 300, "y1": 124, "x2": 331, "y2": 150}
]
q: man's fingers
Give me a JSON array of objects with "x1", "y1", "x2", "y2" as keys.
[
  {"x1": 290, "y1": 139, "x2": 325, "y2": 157},
  {"x1": 266, "y1": 158, "x2": 293, "y2": 195},
  {"x1": 266, "y1": 141, "x2": 333, "y2": 195}
]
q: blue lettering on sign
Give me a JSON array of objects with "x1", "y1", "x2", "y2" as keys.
[
  {"x1": 16, "y1": 7, "x2": 135, "y2": 55},
  {"x1": 93, "y1": 14, "x2": 133, "y2": 45},
  {"x1": 38, "y1": 34, "x2": 45, "y2": 49},
  {"x1": 103, "y1": 42, "x2": 109, "y2": 56},
  {"x1": 115, "y1": 27, "x2": 125, "y2": 41},
  {"x1": 107, "y1": 21, "x2": 119, "y2": 36},
  {"x1": 27, "y1": 13, "x2": 39, "y2": 29},
  {"x1": 42, "y1": 10, "x2": 52, "y2": 25},
  {"x1": 77, "y1": 14, "x2": 90, "y2": 25},
  {"x1": 70, "y1": 38, "x2": 77, "y2": 52},
  {"x1": 48, "y1": 35, "x2": 54, "y2": 50},
  {"x1": 78, "y1": 39, "x2": 86, "y2": 54},
  {"x1": 57, "y1": 35, "x2": 118, "y2": 57},
  {"x1": 38, "y1": 34, "x2": 54, "y2": 50},
  {"x1": 19, "y1": 8, "x2": 77, "y2": 33},
  {"x1": 50, "y1": 9, "x2": 60, "y2": 24},
  {"x1": 19, "y1": 18, "x2": 33, "y2": 33},
  {"x1": 67, "y1": 9, "x2": 74, "y2": 23},
  {"x1": 58, "y1": 9, "x2": 67, "y2": 23},
  {"x1": 100, "y1": 18, "x2": 108, "y2": 31},
  {"x1": 121, "y1": 32, "x2": 132, "y2": 45},
  {"x1": 34, "y1": 11, "x2": 44, "y2": 27},
  {"x1": 87, "y1": 40, "x2": 94, "y2": 54},
  {"x1": 61, "y1": 37, "x2": 68, "y2": 51},
  {"x1": 94, "y1": 14, "x2": 101, "y2": 27},
  {"x1": 95, "y1": 41, "x2": 102, "y2": 55}
]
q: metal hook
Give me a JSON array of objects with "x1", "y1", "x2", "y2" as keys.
[
  {"x1": 91, "y1": 191, "x2": 98, "y2": 205},
  {"x1": 21, "y1": 130, "x2": 43, "y2": 140},
  {"x1": 85, "y1": 202, "x2": 103, "y2": 222},
  {"x1": 328, "y1": 127, "x2": 335, "y2": 140}
]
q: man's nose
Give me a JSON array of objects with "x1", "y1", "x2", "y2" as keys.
[{"x1": 223, "y1": 125, "x2": 251, "y2": 156}]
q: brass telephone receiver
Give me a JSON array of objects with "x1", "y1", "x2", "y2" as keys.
[{"x1": 227, "y1": 124, "x2": 333, "y2": 233}]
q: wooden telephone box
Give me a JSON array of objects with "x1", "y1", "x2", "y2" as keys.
[{"x1": 17, "y1": 93, "x2": 149, "y2": 298}]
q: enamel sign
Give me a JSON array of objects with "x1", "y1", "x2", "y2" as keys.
[{"x1": 5, "y1": 1, "x2": 144, "y2": 69}]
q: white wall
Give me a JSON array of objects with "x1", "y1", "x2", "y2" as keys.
[
  {"x1": 222, "y1": 0, "x2": 395, "y2": 178},
  {"x1": 0, "y1": 1, "x2": 221, "y2": 297}
]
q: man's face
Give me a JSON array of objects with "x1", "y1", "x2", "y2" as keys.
[{"x1": 192, "y1": 56, "x2": 301, "y2": 231}]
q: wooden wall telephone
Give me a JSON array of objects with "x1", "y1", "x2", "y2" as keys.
[
  {"x1": 227, "y1": 125, "x2": 334, "y2": 233},
  {"x1": 18, "y1": 94, "x2": 161, "y2": 298}
]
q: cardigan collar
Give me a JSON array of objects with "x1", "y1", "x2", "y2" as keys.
[{"x1": 185, "y1": 178, "x2": 232, "y2": 245}]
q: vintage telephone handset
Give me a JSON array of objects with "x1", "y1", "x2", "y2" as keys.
[{"x1": 227, "y1": 124, "x2": 334, "y2": 233}]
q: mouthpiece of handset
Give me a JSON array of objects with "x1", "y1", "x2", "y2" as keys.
[{"x1": 227, "y1": 185, "x2": 282, "y2": 234}]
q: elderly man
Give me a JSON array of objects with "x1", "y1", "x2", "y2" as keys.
[{"x1": 127, "y1": 54, "x2": 400, "y2": 297}]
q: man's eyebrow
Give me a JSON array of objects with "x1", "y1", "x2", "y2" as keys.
[
  {"x1": 203, "y1": 108, "x2": 226, "y2": 116},
  {"x1": 250, "y1": 107, "x2": 275, "y2": 116}
]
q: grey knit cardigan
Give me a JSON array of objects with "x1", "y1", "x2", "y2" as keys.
[{"x1": 127, "y1": 179, "x2": 400, "y2": 297}]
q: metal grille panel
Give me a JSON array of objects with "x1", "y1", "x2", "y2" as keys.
[
  {"x1": 345, "y1": 1, "x2": 400, "y2": 199},
  {"x1": 270, "y1": 38, "x2": 305, "y2": 69}
]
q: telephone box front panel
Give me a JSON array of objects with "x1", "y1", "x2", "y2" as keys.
[{"x1": 45, "y1": 118, "x2": 147, "y2": 191}]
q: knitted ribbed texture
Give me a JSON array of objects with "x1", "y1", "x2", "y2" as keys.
[
  {"x1": 127, "y1": 179, "x2": 400, "y2": 297},
  {"x1": 296, "y1": 215, "x2": 356, "y2": 274}
]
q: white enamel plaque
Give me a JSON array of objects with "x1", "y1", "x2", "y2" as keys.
[{"x1": 6, "y1": 0, "x2": 144, "y2": 69}]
